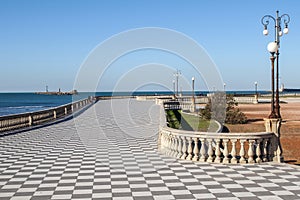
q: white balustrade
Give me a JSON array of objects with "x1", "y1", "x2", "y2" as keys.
[{"x1": 159, "y1": 127, "x2": 276, "y2": 164}]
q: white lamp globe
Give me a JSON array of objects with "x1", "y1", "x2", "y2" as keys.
[
  {"x1": 283, "y1": 27, "x2": 289, "y2": 34},
  {"x1": 267, "y1": 42, "x2": 278, "y2": 53},
  {"x1": 279, "y1": 31, "x2": 283, "y2": 37},
  {"x1": 263, "y1": 29, "x2": 269, "y2": 35}
]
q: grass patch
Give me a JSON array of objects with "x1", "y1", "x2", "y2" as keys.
[
  {"x1": 166, "y1": 110, "x2": 219, "y2": 132},
  {"x1": 166, "y1": 110, "x2": 181, "y2": 129}
]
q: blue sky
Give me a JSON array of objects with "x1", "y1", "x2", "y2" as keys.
[{"x1": 0, "y1": 0, "x2": 299, "y2": 92}]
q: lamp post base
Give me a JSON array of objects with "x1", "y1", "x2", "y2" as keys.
[
  {"x1": 268, "y1": 112, "x2": 277, "y2": 119},
  {"x1": 253, "y1": 94, "x2": 259, "y2": 104},
  {"x1": 264, "y1": 118, "x2": 283, "y2": 163}
]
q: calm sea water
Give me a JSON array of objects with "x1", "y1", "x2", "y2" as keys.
[{"x1": 0, "y1": 91, "x2": 269, "y2": 117}]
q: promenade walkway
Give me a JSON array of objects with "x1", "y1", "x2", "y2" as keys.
[{"x1": 0, "y1": 99, "x2": 300, "y2": 200}]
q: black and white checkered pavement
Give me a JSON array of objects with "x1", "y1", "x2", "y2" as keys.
[{"x1": 0, "y1": 99, "x2": 300, "y2": 200}]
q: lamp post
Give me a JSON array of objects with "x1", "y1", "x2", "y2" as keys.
[
  {"x1": 267, "y1": 42, "x2": 278, "y2": 118},
  {"x1": 223, "y1": 83, "x2": 226, "y2": 92},
  {"x1": 254, "y1": 81, "x2": 258, "y2": 104},
  {"x1": 262, "y1": 10, "x2": 290, "y2": 119},
  {"x1": 192, "y1": 77, "x2": 195, "y2": 112},
  {"x1": 173, "y1": 80, "x2": 175, "y2": 96},
  {"x1": 254, "y1": 82, "x2": 258, "y2": 95},
  {"x1": 174, "y1": 69, "x2": 181, "y2": 97}
]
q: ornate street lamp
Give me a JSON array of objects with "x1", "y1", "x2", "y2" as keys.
[
  {"x1": 267, "y1": 42, "x2": 278, "y2": 118},
  {"x1": 262, "y1": 10, "x2": 290, "y2": 119}
]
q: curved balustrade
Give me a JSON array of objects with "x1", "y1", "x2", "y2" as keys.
[
  {"x1": 159, "y1": 127, "x2": 276, "y2": 164},
  {"x1": 156, "y1": 97, "x2": 279, "y2": 163},
  {"x1": 0, "y1": 97, "x2": 95, "y2": 133}
]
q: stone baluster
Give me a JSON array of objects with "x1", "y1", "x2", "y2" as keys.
[
  {"x1": 268, "y1": 137, "x2": 273, "y2": 161},
  {"x1": 160, "y1": 133, "x2": 164, "y2": 148},
  {"x1": 167, "y1": 134, "x2": 172, "y2": 156},
  {"x1": 207, "y1": 139, "x2": 214, "y2": 163},
  {"x1": 262, "y1": 138, "x2": 269, "y2": 162},
  {"x1": 180, "y1": 136, "x2": 187, "y2": 159},
  {"x1": 177, "y1": 135, "x2": 183, "y2": 159},
  {"x1": 239, "y1": 139, "x2": 247, "y2": 164},
  {"x1": 170, "y1": 136, "x2": 175, "y2": 156},
  {"x1": 161, "y1": 133, "x2": 167, "y2": 152},
  {"x1": 214, "y1": 139, "x2": 222, "y2": 163},
  {"x1": 172, "y1": 136, "x2": 179, "y2": 157},
  {"x1": 192, "y1": 137, "x2": 199, "y2": 161},
  {"x1": 165, "y1": 134, "x2": 170, "y2": 150},
  {"x1": 199, "y1": 138, "x2": 207, "y2": 162},
  {"x1": 256, "y1": 139, "x2": 262, "y2": 163},
  {"x1": 162, "y1": 133, "x2": 167, "y2": 152},
  {"x1": 186, "y1": 137, "x2": 193, "y2": 160},
  {"x1": 169, "y1": 135, "x2": 174, "y2": 156},
  {"x1": 231, "y1": 139, "x2": 238, "y2": 164},
  {"x1": 222, "y1": 139, "x2": 230, "y2": 164},
  {"x1": 248, "y1": 140, "x2": 255, "y2": 163},
  {"x1": 28, "y1": 115, "x2": 33, "y2": 126}
]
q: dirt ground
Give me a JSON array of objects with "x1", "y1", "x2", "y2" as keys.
[{"x1": 226, "y1": 98, "x2": 300, "y2": 164}]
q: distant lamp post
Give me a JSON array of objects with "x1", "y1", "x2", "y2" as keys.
[
  {"x1": 254, "y1": 81, "x2": 258, "y2": 95},
  {"x1": 191, "y1": 77, "x2": 195, "y2": 112},
  {"x1": 254, "y1": 81, "x2": 258, "y2": 104},
  {"x1": 262, "y1": 10, "x2": 290, "y2": 119},
  {"x1": 174, "y1": 69, "x2": 181, "y2": 97},
  {"x1": 223, "y1": 83, "x2": 226, "y2": 92},
  {"x1": 172, "y1": 80, "x2": 175, "y2": 96}
]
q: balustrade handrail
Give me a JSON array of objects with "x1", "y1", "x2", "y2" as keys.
[
  {"x1": 161, "y1": 126, "x2": 273, "y2": 139},
  {"x1": 0, "y1": 97, "x2": 95, "y2": 134}
]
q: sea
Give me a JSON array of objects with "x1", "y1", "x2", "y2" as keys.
[{"x1": 0, "y1": 91, "x2": 269, "y2": 117}]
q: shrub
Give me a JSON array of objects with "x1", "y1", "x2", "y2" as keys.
[{"x1": 200, "y1": 93, "x2": 247, "y2": 124}]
